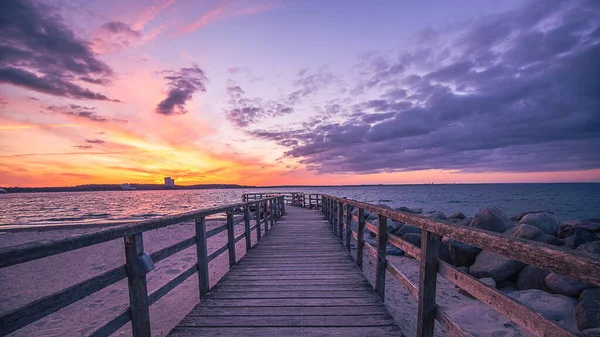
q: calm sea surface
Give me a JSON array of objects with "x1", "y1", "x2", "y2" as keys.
[{"x1": 0, "y1": 184, "x2": 598, "y2": 226}]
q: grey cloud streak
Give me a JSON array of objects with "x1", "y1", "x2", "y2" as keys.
[{"x1": 251, "y1": 0, "x2": 600, "y2": 174}]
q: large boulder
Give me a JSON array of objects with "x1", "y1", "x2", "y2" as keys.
[
  {"x1": 386, "y1": 244, "x2": 404, "y2": 256},
  {"x1": 373, "y1": 218, "x2": 403, "y2": 235},
  {"x1": 519, "y1": 212, "x2": 559, "y2": 236},
  {"x1": 565, "y1": 229, "x2": 600, "y2": 249},
  {"x1": 577, "y1": 288, "x2": 600, "y2": 330},
  {"x1": 511, "y1": 210, "x2": 547, "y2": 222},
  {"x1": 517, "y1": 265, "x2": 552, "y2": 291},
  {"x1": 403, "y1": 233, "x2": 422, "y2": 248},
  {"x1": 578, "y1": 328, "x2": 600, "y2": 337},
  {"x1": 469, "y1": 250, "x2": 526, "y2": 282},
  {"x1": 448, "y1": 212, "x2": 467, "y2": 220},
  {"x1": 578, "y1": 241, "x2": 600, "y2": 257},
  {"x1": 395, "y1": 206, "x2": 422, "y2": 214},
  {"x1": 470, "y1": 207, "x2": 512, "y2": 233},
  {"x1": 534, "y1": 234, "x2": 565, "y2": 246},
  {"x1": 377, "y1": 203, "x2": 392, "y2": 210},
  {"x1": 545, "y1": 273, "x2": 592, "y2": 297},
  {"x1": 558, "y1": 220, "x2": 600, "y2": 238},
  {"x1": 445, "y1": 238, "x2": 481, "y2": 267},
  {"x1": 509, "y1": 224, "x2": 543, "y2": 240},
  {"x1": 509, "y1": 289, "x2": 577, "y2": 330},
  {"x1": 397, "y1": 224, "x2": 421, "y2": 237},
  {"x1": 424, "y1": 210, "x2": 447, "y2": 219}
]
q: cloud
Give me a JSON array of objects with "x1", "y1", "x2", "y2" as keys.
[
  {"x1": 251, "y1": 0, "x2": 600, "y2": 174},
  {"x1": 46, "y1": 105, "x2": 127, "y2": 123},
  {"x1": 85, "y1": 139, "x2": 105, "y2": 144},
  {"x1": 0, "y1": 0, "x2": 117, "y2": 101},
  {"x1": 155, "y1": 64, "x2": 208, "y2": 115},
  {"x1": 91, "y1": 21, "x2": 141, "y2": 54},
  {"x1": 73, "y1": 145, "x2": 93, "y2": 149},
  {"x1": 174, "y1": 2, "x2": 279, "y2": 37},
  {"x1": 224, "y1": 85, "x2": 294, "y2": 127}
]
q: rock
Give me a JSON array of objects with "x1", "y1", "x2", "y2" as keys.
[
  {"x1": 534, "y1": 234, "x2": 565, "y2": 246},
  {"x1": 397, "y1": 224, "x2": 421, "y2": 237},
  {"x1": 509, "y1": 289, "x2": 577, "y2": 329},
  {"x1": 470, "y1": 207, "x2": 512, "y2": 233},
  {"x1": 386, "y1": 244, "x2": 404, "y2": 256},
  {"x1": 579, "y1": 328, "x2": 600, "y2": 337},
  {"x1": 469, "y1": 250, "x2": 526, "y2": 282},
  {"x1": 480, "y1": 277, "x2": 497, "y2": 288},
  {"x1": 519, "y1": 212, "x2": 559, "y2": 236},
  {"x1": 576, "y1": 288, "x2": 600, "y2": 330},
  {"x1": 395, "y1": 206, "x2": 422, "y2": 214},
  {"x1": 448, "y1": 212, "x2": 466, "y2": 220},
  {"x1": 559, "y1": 220, "x2": 600, "y2": 238},
  {"x1": 403, "y1": 233, "x2": 422, "y2": 248},
  {"x1": 511, "y1": 210, "x2": 547, "y2": 222},
  {"x1": 517, "y1": 265, "x2": 552, "y2": 291},
  {"x1": 351, "y1": 208, "x2": 359, "y2": 216},
  {"x1": 377, "y1": 203, "x2": 392, "y2": 209},
  {"x1": 424, "y1": 210, "x2": 447, "y2": 219},
  {"x1": 387, "y1": 220, "x2": 403, "y2": 235},
  {"x1": 498, "y1": 282, "x2": 519, "y2": 293},
  {"x1": 545, "y1": 273, "x2": 592, "y2": 296},
  {"x1": 457, "y1": 266, "x2": 469, "y2": 274},
  {"x1": 577, "y1": 241, "x2": 600, "y2": 257},
  {"x1": 365, "y1": 211, "x2": 377, "y2": 221},
  {"x1": 445, "y1": 238, "x2": 481, "y2": 267},
  {"x1": 509, "y1": 224, "x2": 544, "y2": 240},
  {"x1": 565, "y1": 229, "x2": 600, "y2": 249}
]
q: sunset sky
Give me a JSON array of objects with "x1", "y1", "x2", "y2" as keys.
[{"x1": 1, "y1": 0, "x2": 599, "y2": 187}]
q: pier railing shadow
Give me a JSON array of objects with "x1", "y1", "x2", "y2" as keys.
[
  {"x1": 0, "y1": 196, "x2": 285, "y2": 337},
  {"x1": 310, "y1": 194, "x2": 600, "y2": 337}
]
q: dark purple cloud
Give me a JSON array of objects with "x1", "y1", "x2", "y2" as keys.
[
  {"x1": 91, "y1": 21, "x2": 142, "y2": 54},
  {"x1": 85, "y1": 139, "x2": 105, "y2": 144},
  {"x1": 155, "y1": 64, "x2": 207, "y2": 115},
  {"x1": 251, "y1": 0, "x2": 600, "y2": 174},
  {"x1": 46, "y1": 105, "x2": 126, "y2": 123},
  {"x1": 0, "y1": 0, "x2": 117, "y2": 101},
  {"x1": 224, "y1": 85, "x2": 294, "y2": 127}
]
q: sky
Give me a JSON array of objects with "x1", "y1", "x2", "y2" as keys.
[{"x1": 1, "y1": 0, "x2": 599, "y2": 187}]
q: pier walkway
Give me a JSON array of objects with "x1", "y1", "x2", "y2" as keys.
[{"x1": 168, "y1": 206, "x2": 402, "y2": 336}]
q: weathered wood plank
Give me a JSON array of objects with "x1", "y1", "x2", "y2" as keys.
[
  {"x1": 195, "y1": 216, "x2": 209, "y2": 298},
  {"x1": 417, "y1": 231, "x2": 441, "y2": 337},
  {"x1": 188, "y1": 305, "x2": 389, "y2": 316},
  {"x1": 178, "y1": 314, "x2": 395, "y2": 327},
  {"x1": 169, "y1": 326, "x2": 403, "y2": 337},
  {"x1": 375, "y1": 214, "x2": 388, "y2": 302},
  {"x1": 124, "y1": 233, "x2": 151, "y2": 337},
  {"x1": 226, "y1": 211, "x2": 236, "y2": 267},
  {"x1": 204, "y1": 291, "x2": 378, "y2": 299},
  {"x1": 244, "y1": 205, "x2": 252, "y2": 251},
  {"x1": 356, "y1": 208, "x2": 365, "y2": 270}
]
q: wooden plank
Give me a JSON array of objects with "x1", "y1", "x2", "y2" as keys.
[
  {"x1": 178, "y1": 314, "x2": 395, "y2": 327},
  {"x1": 204, "y1": 291, "x2": 378, "y2": 299},
  {"x1": 244, "y1": 205, "x2": 251, "y2": 251},
  {"x1": 195, "y1": 216, "x2": 209, "y2": 298},
  {"x1": 207, "y1": 244, "x2": 228, "y2": 262},
  {"x1": 356, "y1": 209, "x2": 365, "y2": 270},
  {"x1": 375, "y1": 214, "x2": 387, "y2": 302},
  {"x1": 226, "y1": 211, "x2": 236, "y2": 267},
  {"x1": 196, "y1": 297, "x2": 383, "y2": 307},
  {"x1": 187, "y1": 305, "x2": 389, "y2": 316},
  {"x1": 417, "y1": 231, "x2": 441, "y2": 337},
  {"x1": 169, "y1": 326, "x2": 403, "y2": 337},
  {"x1": 148, "y1": 264, "x2": 198, "y2": 305},
  {"x1": 124, "y1": 233, "x2": 151, "y2": 337}
]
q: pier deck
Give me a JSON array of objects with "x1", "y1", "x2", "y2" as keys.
[{"x1": 168, "y1": 206, "x2": 402, "y2": 337}]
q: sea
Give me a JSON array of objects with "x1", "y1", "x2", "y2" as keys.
[{"x1": 0, "y1": 183, "x2": 598, "y2": 226}]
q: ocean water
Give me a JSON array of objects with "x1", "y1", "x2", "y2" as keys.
[{"x1": 0, "y1": 183, "x2": 598, "y2": 226}]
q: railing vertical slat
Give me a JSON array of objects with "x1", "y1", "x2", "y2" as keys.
[
  {"x1": 255, "y1": 202, "x2": 262, "y2": 240},
  {"x1": 338, "y1": 201, "x2": 344, "y2": 241},
  {"x1": 263, "y1": 201, "x2": 268, "y2": 231},
  {"x1": 417, "y1": 230, "x2": 441, "y2": 337},
  {"x1": 375, "y1": 214, "x2": 388, "y2": 302},
  {"x1": 345, "y1": 205, "x2": 353, "y2": 251},
  {"x1": 226, "y1": 210, "x2": 236, "y2": 267},
  {"x1": 356, "y1": 208, "x2": 365, "y2": 270},
  {"x1": 244, "y1": 205, "x2": 251, "y2": 251},
  {"x1": 195, "y1": 216, "x2": 209, "y2": 297},
  {"x1": 123, "y1": 233, "x2": 151, "y2": 337},
  {"x1": 269, "y1": 199, "x2": 275, "y2": 228}
]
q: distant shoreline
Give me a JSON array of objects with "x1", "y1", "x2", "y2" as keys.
[{"x1": 0, "y1": 181, "x2": 598, "y2": 194}]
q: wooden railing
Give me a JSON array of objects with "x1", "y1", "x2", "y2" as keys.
[
  {"x1": 0, "y1": 196, "x2": 285, "y2": 337},
  {"x1": 243, "y1": 192, "x2": 321, "y2": 209},
  {"x1": 311, "y1": 194, "x2": 600, "y2": 337}
]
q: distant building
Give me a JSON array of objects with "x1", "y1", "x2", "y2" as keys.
[
  {"x1": 121, "y1": 183, "x2": 132, "y2": 190},
  {"x1": 164, "y1": 177, "x2": 175, "y2": 188}
]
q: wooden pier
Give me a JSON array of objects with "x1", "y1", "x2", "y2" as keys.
[
  {"x1": 1, "y1": 192, "x2": 600, "y2": 337},
  {"x1": 168, "y1": 206, "x2": 401, "y2": 337}
]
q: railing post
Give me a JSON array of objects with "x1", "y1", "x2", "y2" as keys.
[
  {"x1": 338, "y1": 201, "x2": 344, "y2": 241},
  {"x1": 332, "y1": 201, "x2": 337, "y2": 232},
  {"x1": 226, "y1": 210, "x2": 236, "y2": 267},
  {"x1": 195, "y1": 216, "x2": 209, "y2": 297},
  {"x1": 124, "y1": 233, "x2": 151, "y2": 337},
  {"x1": 244, "y1": 205, "x2": 251, "y2": 251},
  {"x1": 255, "y1": 202, "x2": 262, "y2": 240},
  {"x1": 375, "y1": 214, "x2": 388, "y2": 302},
  {"x1": 356, "y1": 208, "x2": 365, "y2": 270},
  {"x1": 263, "y1": 201, "x2": 269, "y2": 231},
  {"x1": 281, "y1": 197, "x2": 285, "y2": 215},
  {"x1": 417, "y1": 230, "x2": 441, "y2": 337},
  {"x1": 269, "y1": 199, "x2": 275, "y2": 228},
  {"x1": 345, "y1": 205, "x2": 353, "y2": 251}
]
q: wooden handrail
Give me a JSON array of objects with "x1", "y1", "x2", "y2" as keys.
[
  {"x1": 315, "y1": 193, "x2": 595, "y2": 337},
  {"x1": 0, "y1": 196, "x2": 285, "y2": 337}
]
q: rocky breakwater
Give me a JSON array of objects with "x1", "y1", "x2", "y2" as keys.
[{"x1": 354, "y1": 204, "x2": 600, "y2": 335}]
